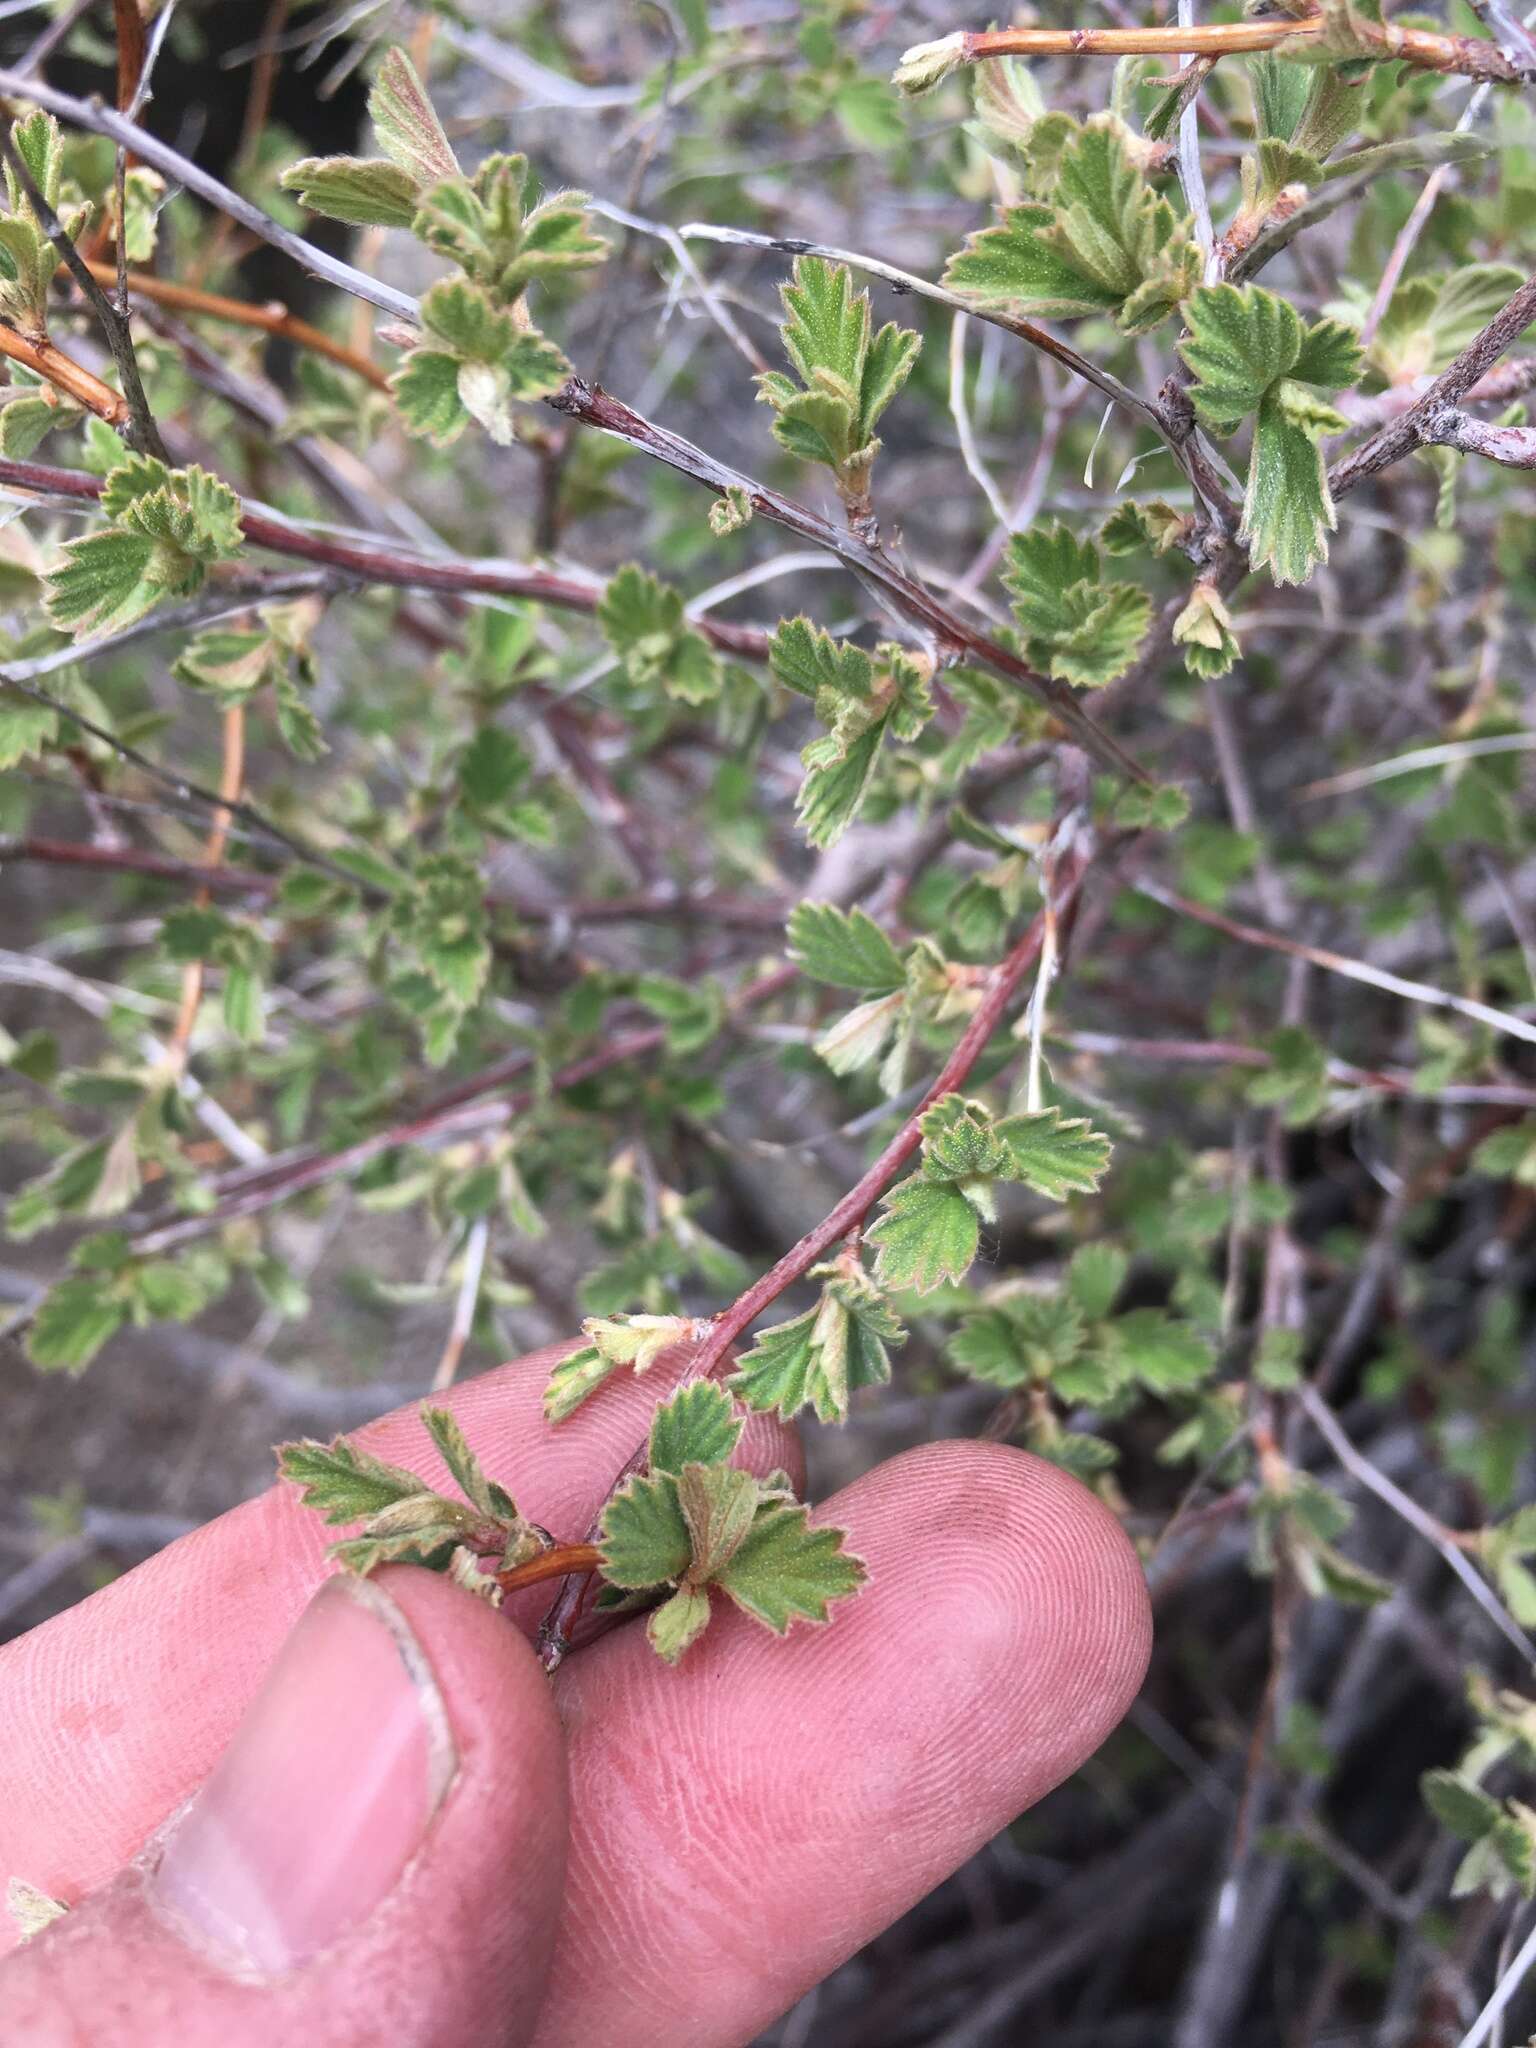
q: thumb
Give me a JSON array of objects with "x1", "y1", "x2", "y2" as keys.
[{"x1": 0, "y1": 1567, "x2": 568, "y2": 2048}]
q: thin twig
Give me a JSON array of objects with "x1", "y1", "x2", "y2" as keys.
[
  {"x1": 80, "y1": 260, "x2": 391, "y2": 389},
  {"x1": 1296, "y1": 1383, "x2": 1536, "y2": 1667},
  {"x1": 1139, "y1": 880, "x2": 1536, "y2": 1047},
  {"x1": 1330, "y1": 274, "x2": 1536, "y2": 498},
  {"x1": 0, "y1": 125, "x2": 166, "y2": 459},
  {"x1": 0, "y1": 320, "x2": 129, "y2": 424},
  {"x1": 430, "y1": 1214, "x2": 490, "y2": 1392},
  {"x1": 904, "y1": 18, "x2": 1523, "y2": 82}
]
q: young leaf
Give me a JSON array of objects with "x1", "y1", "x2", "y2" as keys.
[
  {"x1": 1002, "y1": 523, "x2": 1151, "y2": 688},
  {"x1": 421, "y1": 1404, "x2": 503, "y2": 1519},
  {"x1": 279, "y1": 154, "x2": 419, "y2": 227},
  {"x1": 543, "y1": 1343, "x2": 621, "y2": 1423},
  {"x1": 368, "y1": 46, "x2": 459, "y2": 189},
  {"x1": 277, "y1": 1434, "x2": 429, "y2": 1524},
  {"x1": 647, "y1": 1381, "x2": 744, "y2": 1475},
  {"x1": 944, "y1": 125, "x2": 1200, "y2": 337},
  {"x1": 26, "y1": 1276, "x2": 126, "y2": 1373},
  {"x1": 787, "y1": 901, "x2": 906, "y2": 993},
  {"x1": 868, "y1": 1177, "x2": 982, "y2": 1294},
  {"x1": 598, "y1": 1470, "x2": 693, "y2": 1588},
  {"x1": 714, "y1": 1497, "x2": 867, "y2": 1633},
  {"x1": 732, "y1": 1264, "x2": 903, "y2": 1423},
  {"x1": 585, "y1": 1311, "x2": 695, "y2": 1376},
  {"x1": 995, "y1": 1109, "x2": 1113, "y2": 1201},
  {"x1": 647, "y1": 1583, "x2": 713, "y2": 1664}
]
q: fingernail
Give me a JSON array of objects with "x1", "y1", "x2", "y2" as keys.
[{"x1": 151, "y1": 1574, "x2": 455, "y2": 1975}]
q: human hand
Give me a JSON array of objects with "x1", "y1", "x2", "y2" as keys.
[{"x1": 0, "y1": 1341, "x2": 1150, "y2": 2047}]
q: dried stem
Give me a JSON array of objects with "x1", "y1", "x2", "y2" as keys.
[
  {"x1": 1329, "y1": 274, "x2": 1536, "y2": 497},
  {"x1": 549, "y1": 380, "x2": 1149, "y2": 782},
  {"x1": 79, "y1": 260, "x2": 391, "y2": 391},
  {"x1": 0, "y1": 321, "x2": 129, "y2": 425},
  {"x1": 919, "y1": 18, "x2": 1522, "y2": 82},
  {"x1": 0, "y1": 125, "x2": 166, "y2": 461}
]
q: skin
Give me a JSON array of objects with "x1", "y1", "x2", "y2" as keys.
[{"x1": 0, "y1": 1341, "x2": 1151, "y2": 2047}]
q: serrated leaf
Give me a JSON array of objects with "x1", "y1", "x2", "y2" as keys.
[
  {"x1": 944, "y1": 126, "x2": 1200, "y2": 336},
  {"x1": 796, "y1": 719, "x2": 886, "y2": 849},
  {"x1": 421, "y1": 1405, "x2": 503, "y2": 1519},
  {"x1": 814, "y1": 990, "x2": 907, "y2": 1077},
  {"x1": 599, "y1": 1470, "x2": 692, "y2": 1588},
  {"x1": 543, "y1": 1343, "x2": 621, "y2": 1422},
  {"x1": 277, "y1": 1433, "x2": 428, "y2": 1523},
  {"x1": 1107, "y1": 1307, "x2": 1214, "y2": 1393},
  {"x1": 1424, "y1": 1770, "x2": 1502, "y2": 1841},
  {"x1": 369, "y1": 45, "x2": 458, "y2": 189},
  {"x1": 279, "y1": 154, "x2": 419, "y2": 227},
  {"x1": 391, "y1": 349, "x2": 469, "y2": 445},
  {"x1": 732, "y1": 1268, "x2": 901, "y2": 1424},
  {"x1": 0, "y1": 687, "x2": 57, "y2": 768},
  {"x1": 1002, "y1": 523, "x2": 1150, "y2": 688},
  {"x1": 1244, "y1": 389, "x2": 1337, "y2": 587},
  {"x1": 1180, "y1": 283, "x2": 1305, "y2": 432},
  {"x1": 648, "y1": 1583, "x2": 713, "y2": 1663},
  {"x1": 768, "y1": 616, "x2": 873, "y2": 701},
  {"x1": 994, "y1": 1109, "x2": 1112, "y2": 1200},
  {"x1": 648, "y1": 1380, "x2": 744, "y2": 1475},
  {"x1": 868, "y1": 1176, "x2": 982, "y2": 1294},
  {"x1": 599, "y1": 563, "x2": 721, "y2": 702},
  {"x1": 1066, "y1": 1243, "x2": 1128, "y2": 1320},
  {"x1": 26, "y1": 1277, "x2": 126, "y2": 1373},
  {"x1": 920, "y1": 1094, "x2": 1012, "y2": 1181},
  {"x1": 787, "y1": 901, "x2": 905, "y2": 993},
  {"x1": 1173, "y1": 580, "x2": 1240, "y2": 679},
  {"x1": 676, "y1": 1462, "x2": 760, "y2": 1582},
  {"x1": 715, "y1": 1498, "x2": 867, "y2": 1633}
]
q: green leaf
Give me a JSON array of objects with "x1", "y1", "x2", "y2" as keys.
[
  {"x1": 277, "y1": 1433, "x2": 428, "y2": 1523},
  {"x1": 715, "y1": 1497, "x2": 867, "y2": 1633},
  {"x1": 951, "y1": 1295, "x2": 1087, "y2": 1390},
  {"x1": 787, "y1": 901, "x2": 905, "y2": 993},
  {"x1": 768, "y1": 615, "x2": 873, "y2": 701},
  {"x1": 1106, "y1": 1307, "x2": 1214, "y2": 1393},
  {"x1": 1066, "y1": 1243, "x2": 1128, "y2": 1320},
  {"x1": 920, "y1": 1094, "x2": 1012, "y2": 1182},
  {"x1": 543, "y1": 1343, "x2": 621, "y2": 1422},
  {"x1": 868, "y1": 1177, "x2": 982, "y2": 1294},
  {"x1": 1180, "y1": 283, "x2": 1305, "y2": 432},
  {"x1": 732, "y1": 1265, "x2": 902, "y2": 1423},
  {"x1": 675, "y1": 1462, "x2": 760, "y2": 1582},
  {"x1": 647, "y1": 1381, "x2": 744, "y2": 1475},
  {"x1": 995, "y1": 1109, "x2": 1113, "y2": 1201},
  {"x1": 598, "y1": 563, "x2": 721, "y2": 702},
  {"x1": 599, "y1": 1470, "x2": 693, "y2": 1588},
  {"x1": 647, "y1": 1584, "x2": 713, "y2": 1663},
  {"x1": 391, "y1": 349, "x2": 469, "y2": 445},
  {"x1": 279, "y1": 154, "x2": 419, "y2": 227},
  {"x1": 944, "y1": 125, "x2": 1200, "y2": 336},
  {"x1": 44, "y1": 528, "x2": 158, "y2": 638},
  {"x1": 0, "y1": 687, "x2": 57, "y2": 768},
  {"x1": 421, "y1": 1405, "x2": 504, "y2": 1519},
  {"x1": 26, "y1": 1277, "x2": 126, "y2": 1373},
  {"x1": 814, "y1": 990, "x2": 907, "y2": 1077},
  {"x1": 1173, "y1": 581, "x2": 1241, "y2": 679},
  {"x1": 1244, "y1": 388, "x2": 1338, "y2": 587},
  {"x1": 796, "y1": 718, "x2": 886, "y2": 849},
  {"x1": 1423, "y1": 1770, "x2": 1501, "y2": 1841},
  {"x1": 369, "y1": 45, "x2": 458, "y2": 189},
  {"x1": 1002, "y1": 523, "x2": 1151, "y2": 688}
]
